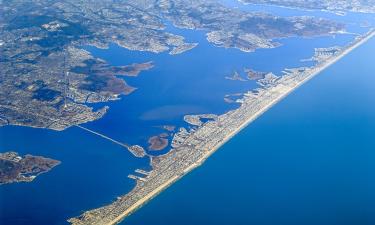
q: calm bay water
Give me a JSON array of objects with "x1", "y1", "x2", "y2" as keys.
[
  {"x1": 122, "y1": 36, "x2": 375, "y2": 225},
  {"x1": 0, "y1": 2, "x2": 374, "y2": 225}
]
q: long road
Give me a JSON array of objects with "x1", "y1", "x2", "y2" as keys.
[
  {"x1": 75, "y1": 125, "x2": 130, "y2": 149},
  {"x1": 0, "y1": 102, "x2": 131, "y2": 150},
  {"x1": 68, "y1": 29, "x2": 375, "y2": 225}
]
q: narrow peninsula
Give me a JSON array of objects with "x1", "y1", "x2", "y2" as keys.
[{"x1": 68, "y1": 28, "x2": 375, "y2": 225}]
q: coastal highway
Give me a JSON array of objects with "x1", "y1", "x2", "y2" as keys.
[{"x1": 68, "y1": 29, "x2": 375, "y2": 225}]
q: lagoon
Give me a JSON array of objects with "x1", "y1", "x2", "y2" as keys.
[
  {"x1": 0, "y1": 2, "x2": 374, "y2": 225},
  {"x1": 122, "y1": 36, "x2": 375, "y2": 225}
]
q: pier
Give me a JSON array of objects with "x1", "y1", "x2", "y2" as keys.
[
  {"x1": 128, "y1": 175, "x2": 147, "y2": 182},
  {"x1": 135, "y1": 169, "x2": 152, "y2": 176}
]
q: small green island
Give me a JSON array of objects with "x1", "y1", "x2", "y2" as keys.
[{"x1": 0, "y1": 151, "x2": 60, "y2": 185}]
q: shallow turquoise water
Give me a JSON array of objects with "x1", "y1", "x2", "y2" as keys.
[{"x1": 121, "y1": 36, "x2": 375, "y2": 225}]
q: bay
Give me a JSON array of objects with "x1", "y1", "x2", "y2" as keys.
[
  {"x1": 122, "y1": 30, "x2": 375, "y2": 225},
  {"x1": 0, "y1": 2, "x2": 373, "y2": 224}
]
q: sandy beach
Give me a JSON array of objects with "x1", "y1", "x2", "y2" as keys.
[{"x1": 69, "y1": 29, "x2": 375, "y2": 225}]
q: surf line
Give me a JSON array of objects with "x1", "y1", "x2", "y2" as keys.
[{"x1": 75, "y1": 125, "x2": 130, "y2": 149}]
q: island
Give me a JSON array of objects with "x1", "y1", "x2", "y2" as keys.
[
  {"x1": 148, "y1": 133, "x2": 169, "y2": 151},
  {"x1": 67, "y1": 21, "x2": 375, "y2": 225},
  {"x1": 0, "y1": 151, "x2": 60, "y2": 185},
  {"x1": 225, "y1": 71, "x2": 247, "y2": 81},
  {"x1": 245, "y1": 68, "x2": 268, "y2": 80},
  {"x1": 160, "y1": 125, "x2": 176, "y2": 132}
]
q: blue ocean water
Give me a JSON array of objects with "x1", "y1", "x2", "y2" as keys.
[
  {"x1": 0, "y1": 2, "x2": 374, "y2": 225},
  {"x1": 122, "y1": 36, "x2": 375, "y2": 225},
  {"x1": 0, "y1": 126, "x2": 150, "y2": 225}
]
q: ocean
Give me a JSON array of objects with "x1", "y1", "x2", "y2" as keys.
[
  {"x1": 122, "y1": 35, "x2": 375, "y2": 225},
  {"x1": 0, "y1": 2, "x2": 374, "y2": 225}
]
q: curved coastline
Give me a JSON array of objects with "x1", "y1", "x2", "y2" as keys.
[{"x1": 68, "y1": 29, "x2": 375, "y2": 225}]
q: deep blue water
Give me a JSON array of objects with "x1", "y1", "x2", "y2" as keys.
[
  {"x1": 0, "y1": 126, "x2": 150, "y2": 225},
  {"x1": 0, "y1": 2, "x2": 374, "y2": 225},
  {"x1": 122, "y1": 36, "x2": 375, "y2": 225}
]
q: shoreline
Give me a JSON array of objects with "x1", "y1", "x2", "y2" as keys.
[
  {"x1": 69, "y1": 29, "x2": 375, "y2": 225},
  {"x1": 200, "y1": 29, "x2": 375, "y2": 162}
]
